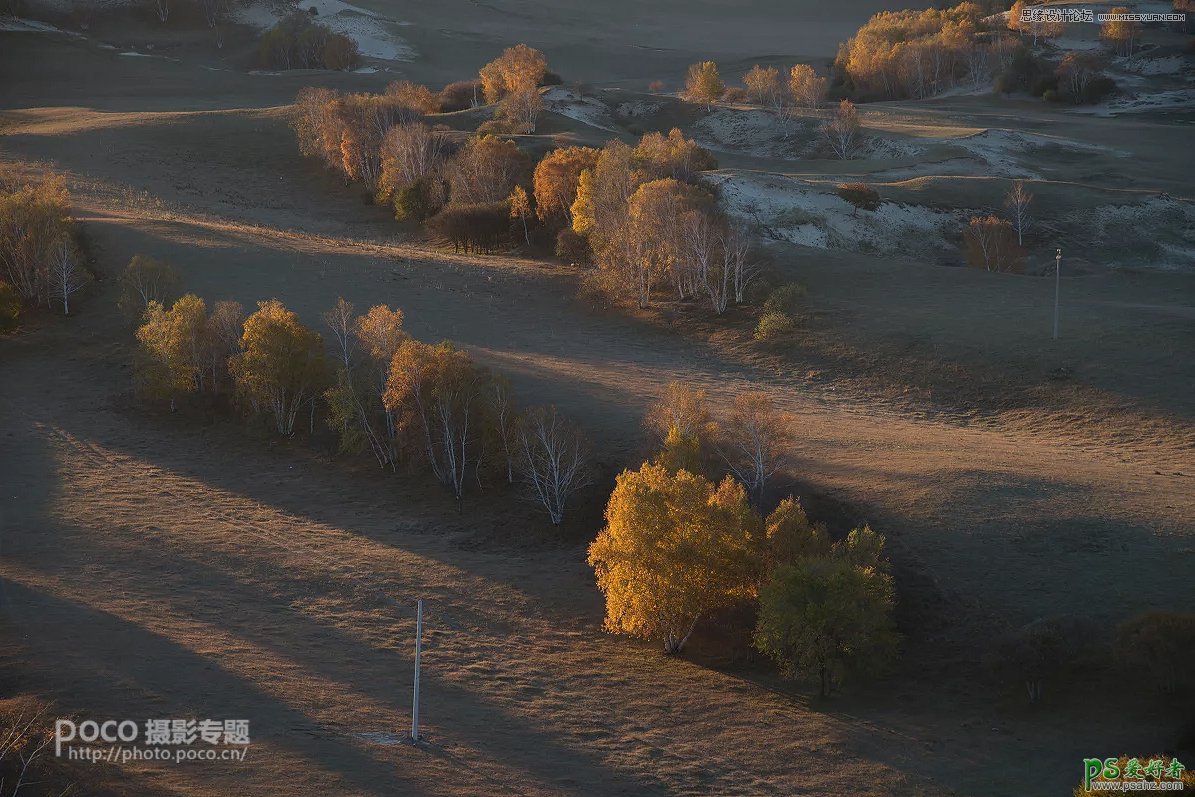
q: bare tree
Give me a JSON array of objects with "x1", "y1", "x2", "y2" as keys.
[
  {"x1": 821, "y1": 99, "x2": 863, "y2": 159},
  {"x1": 379, "y1": 122, "x2": 448, "y2": 197},
  {"x1": 504, "y1": 87, "x2": 543, "y2": 134},
  {"x1": 154, "y1": 0, "x2": 169, "y2": 22},
  {"x1": 723, "y1": 221, "x2": 758, "y2": 305},
  {"x1": 49, "y1": 238, "x2": 89, "y2": 315},
  {"x1": 488, "y1": 373, "x2": 519, "y2": 483},
  {"x1": 323, "y1": 296, "x2": 357, "y2": 370},
  {"x1": 683, "y1": 209, "x2": 724, "y2": 313},
  {"x1": 716, "y1": 390, "x2": 792, "y2": 508},
  {"x1": 518, "y1": 405, "x2": 592, "y2": 525},
  {"x1": 1004, "y1": 180, "x2": 1033, "y2": 246},
  {"x1": 205, "y1": 299, "x2": 244, "y2": 390},
  {"x1": 117, "y1": 255, "x2": 181, "y2": 319},
  {"x1": 964, "y1": 215, "x2": 1022, "y2": 273}
]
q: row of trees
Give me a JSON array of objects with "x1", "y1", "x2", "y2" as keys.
[
  {"x1": 128, "y1": 263, "x2": 592, "y2": 522},
  {"x1": 0, "y1": 174, "x2": 90, "y2": 319},
  {"x1": 589, "y1": 382, "x2": 897, "y2": 694},
  {"x1": 681, "y1": 62, "x2": 866, "y2": 159},
  {"x1": 685, "y1": 61, "x2": 830, "y2": 117}
]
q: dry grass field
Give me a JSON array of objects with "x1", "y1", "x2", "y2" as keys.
[{"x1": 0, "y1": 3, "x2": 1193, "y2": 795}]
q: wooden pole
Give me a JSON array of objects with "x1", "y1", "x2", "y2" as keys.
[
  {"x1": 1053, "y1": 248, "x2": 1061, "y2": 341},
  {"x1": 411, "y1": 599, "x2": 423, "y2": 742}
]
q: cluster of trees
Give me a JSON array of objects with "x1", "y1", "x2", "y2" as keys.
[
  {"x1": 128, "y1": 263, "x2": 591, "y2": 522},
  {"x1": 994, "y1": 46, "x2": 1117, "y2": 104},
  {"x1": 997, "y1": 611, "x2": 1195, "y2": 705},
  {"x1": 258, "y1": 11, "x2": 361, "y2": 71},
  {"x1": 566, "y1": 134, "x2": 763, "y2": 312},
  {"x1": 686, "y1": 61, "x2": 829, "y2": 119},
  {"x1": 834, "y1": 3, "x2": 1001, "y2": 99},
  {"x1": 588, "y1": 382, "x2": 898, "y2": 694},
  {"x1": 289, "y1": 47, "x2": 785, "y2": 321},
  {"x1": 0, "y1": 173, "x2": 90, "y2": 321},
  {"x1": 292, "y1": 82, "x2": 756, "y2": 315},
  {"x1": 963, "y1": 179, "x2": 1033, "y2": 272}
]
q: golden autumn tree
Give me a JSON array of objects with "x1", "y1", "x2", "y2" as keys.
[
  {"x1": 135, "y1": 297, "x2": 204, "y2": 411},
  {"x1": 479, "y1": 43, "x2": 548, "y2": 103},
  {"x1": 532, "y1": 146, "x2": 600, "y2": 225},
  {"x1": 228, "y1": 299, "x2": 329, "y2": 435},
  {"x1": 743, "y1": 65, "x2": 781, "y2": 105},
  {"x1": 588, "y1": 463, "x2": 761, "y2": 653},
  {"x1": 508, "y1": 185, "x2": 532, "y2": 245},
  {"x1": 789, "y1": 64, "x2": 827, "y2": 110},
  {"x1": 1101, "y1": 6, "x2": 1140, "y2": 57},
  {"x1": 643, "y1": 380, "x2": 715, "y2": 449},
  {"x1": 384, "y1": 339, "x2": 489, "y2": 503},
  {"x1": 624, "y1": 177, "x2": 711, "y2": 307},
  {"x1": 685, "y1": 61, "x2": 725, "y2": 111}
]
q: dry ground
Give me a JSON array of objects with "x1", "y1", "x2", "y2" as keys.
[{"x1": 0, "y1": 21, "x2": 1193, "y2": 797}]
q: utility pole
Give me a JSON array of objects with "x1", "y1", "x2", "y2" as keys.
[
  {"x1": 1053, "y1": 248, "x2": 1061, "y2": 341},
  {"x1": 410, "y1": 599, "x2": 423, "y2": 743}
]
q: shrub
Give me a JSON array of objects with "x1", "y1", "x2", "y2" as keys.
[
  {"x1": 762, "y1": 282, "x2": 806, "y2": 314},
  {"x1": 1030, "y1": 74, "x2": 1059, "y2": 97},
  {"x1": 322, "y1": 34, "x2": 361, "y2": 70},
  {"x1": 426, "y1": 201, "x2": 511, "y2": 253},
  {"x1": 754, "y1": 311, "x2": 796, "y2": 341},
  {"x1": 994, "y1": 616, "x2": 1100, "y2": 703},
  {"x1": 1043, "y1": 88, "x2": 1061, "y2": 102},
  {"x1": 439, "y1": 80, "x2": 482, "y2": 111},
  {"x1": 0, "y1": 280, "x2": 20, "y2": 331},
  {"x1": 540, "y1": 71, "x2": 563, "y2": 86},
  {"x1": 1081, "y1": 75, "x2": 1117, "y2": 104},
  {"x1": 648, "y1": 79, "x2": 666, "y2": 92},
  {"x1": 476, "y1": 118, "x2": 519, "y2": 135},
  {"x1": 554, "y1": 228, "x2": 591, "y2": 265},
  {"x1": 393, "y1": 177, "x2": 443, "y2": 222},
  {"x1": 722, "y1": 86, "x2": 748, "y2": 103},
  {"x1": 385, "y1": 80, "x2": 440, "y2": 113},
  {"x1": 836, "y1": 182, "x2": 880, "y2": 216},
  {"x1": 1114, "y1": 612, "x2": 1195, "y2": 694}
]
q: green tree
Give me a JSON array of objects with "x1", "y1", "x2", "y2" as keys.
[
  {"x1": 228, "y1": 299, "x2": 329, "y2": 435},
  {"x1": 754, "y1": 557, "x2": 898, "y2": 696},
  {"x1": 763, "y1": 496, "x2": 831, "y2": 573},
  {"x1": 588, "y1": 463, "x2": 760, "y2": 653}
]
